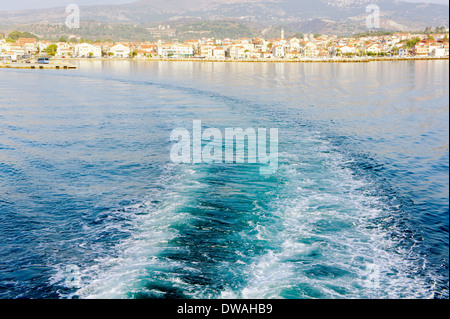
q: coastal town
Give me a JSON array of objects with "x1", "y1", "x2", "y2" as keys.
[{"x1": 1, "y1": 29, "x2": 449, "y2": 62}]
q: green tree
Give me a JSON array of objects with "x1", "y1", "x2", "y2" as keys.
[
  {"x1": 7, "y1": 31, "x2": 23, "y2": 40},
  {"x1": 129, "y1": 50, "x2": 137, "y2": 58},
  {"x1": 7, "y1": 31, "x2": 39, "y2": 41},
  {"x1": 46, "y1": 44, "x2": 58, "y2": 56},
  {"x1": 78, "y1": 38, "x2": 93, "y2": 44},
  {"x1": 406, "y1": 37, "x2": 421, "y2": 49}
]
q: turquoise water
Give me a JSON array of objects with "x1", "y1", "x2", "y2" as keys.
[{"x1": 0, "y1": 60, "x2": 448, "y2": 299}]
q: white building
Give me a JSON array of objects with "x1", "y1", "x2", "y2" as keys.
[
  {"x1": 227, "y1": 46, "x2": 246, "y2": 59},
  {"x1": 212, "y1": 47, "x2": 225, "y2": 59},
  {"x1": 199, "y1": 45, "x2": 214, "y2": 58},
  {"x1": 172, "y1": 44, "x2": 194, "y2": 57},
  {"x1": 0, "y1": 39, "x2": 10, "y2": 54},
  {"x1": 288, "y1": 38, "x2": 301, "y2": 51},
  {"x1": 108, "y1": 43, "x2": 131, "y2": 58},
  {"x1": 157, "y1": 44, "x2": 194, "y2": 58},
  {"x1": 56, "y1": 47, "x2": 74, "y2": 58},
  {"x1": 0, "y1": 52, "x2": 17, "y2": 61},
  {"x1": 37, "y1": 41, "x2": 51, "y2": 53},
  {"x1": 75, "y1": 43, "x2": 102, "y2": 58},
  {"x1": 365, "y1": 44, "x2": 383, "y2": 54},
  {"x1": 272, "y1": 45, "x2": 285, "y2": 58},
  {"x1": 431, "y1": 47, "x2": 446, "y2": 57},
  {"x1": 260, "y1": 51, "x2": 273, "y2": 59},
  {"x1": 335, "y1": 45, "x2": 357, "y2": 54}
]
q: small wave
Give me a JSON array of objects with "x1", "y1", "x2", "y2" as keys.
[
  {"x1": 50, "y1": 163, "x2": 207, "y2": 299},
  {"x1": 229, "y1": 132, "x2": 444, "y2": 299}
]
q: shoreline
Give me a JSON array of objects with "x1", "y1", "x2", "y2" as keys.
[
  {"x1": 2, "y1": 56, "x2": 447, "y2": 69},
  {"x1": 0, "y1": 61, "x2": 77, "y2": 69},
  {"x1": 53, "y1": 56, "x2": 449, "y2": 63}
]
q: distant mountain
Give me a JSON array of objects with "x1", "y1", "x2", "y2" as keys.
[{"x1": 0, "y1": 0, "x2": 448, "y2": 36}]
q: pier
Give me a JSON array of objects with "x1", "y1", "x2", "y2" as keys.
[{"x1": 0, "y1": 62, "x2": 77, "y2": 69}]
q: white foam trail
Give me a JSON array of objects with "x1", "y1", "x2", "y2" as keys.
[
  {"x1": 50, "y1": 132, "x2": 442, "y2": 299},
  {"x1": 228, "y1": 133, "x2": 439, "y2": 299},
  {"x1": 51, "y1": 163, "x2": 207, "y2": 299}
]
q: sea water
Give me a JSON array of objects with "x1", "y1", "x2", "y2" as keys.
[{"x1": 0, "y1": 60, "x2": 448, "y2": 299}]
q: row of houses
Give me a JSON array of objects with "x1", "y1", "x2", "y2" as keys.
[
  {"x1": 1, "y1": 31, "x2": 449, "y2": 61},
  {"x1": 412, "y1": 39, "x2": 448, "y2": 57},
  {"x1": 0, "y1": 38, "x2": 133, "y2": 59}
]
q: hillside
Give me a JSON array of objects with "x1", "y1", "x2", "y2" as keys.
[{"x1": 0, "y1": 0, "x2": 448, "y2": 39}]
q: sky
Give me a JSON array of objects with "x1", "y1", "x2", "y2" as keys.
[
  {"x1": 0, "y1": 0, "x2": 448, "y2": 11},
  {"x1": 0, "y1": 0, "x2": 135, "y2": 11}
]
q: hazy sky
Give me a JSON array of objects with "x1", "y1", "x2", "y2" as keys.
[
  {"x1": 0, "y1": 0, "x2": 134, "y2": 11},
  {"x1": 0, "y1": 0, "x2": 448, "y2": 11}
]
